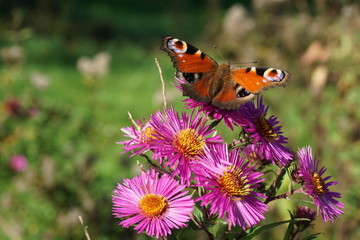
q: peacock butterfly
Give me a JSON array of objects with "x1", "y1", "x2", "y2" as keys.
[{"x1": 160, "y1": 36, "x2": 290, "y2": 110}]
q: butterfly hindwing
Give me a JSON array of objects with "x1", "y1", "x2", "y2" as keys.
[
  {"x1": 232, "y1": 67, "x2": 290, "y2": 93},
  {"x1": 212, "y1": 73, "x2": 257, "y2": 110},
  {"x1": 212, "y1": 66, "x2": 290, "y2": 110},
  {"x1": 180, "y1": 72, "x2": 214, "y2": 103}
]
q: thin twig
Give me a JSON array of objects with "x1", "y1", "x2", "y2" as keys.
[
  {"x1": 78, "y1": 216, "x2": 91, "y2": 240},
  {"x1": 127, "y1": 111, "x2": 139, "y2": 130},
  {"x1": 154, "y1": 57, "x2": 167, "y2": 109},
  {"x1": 228, "y1": 139, "x2": 249, "y2": 150},
  {"x1": 190, "y1": 213, "x2": 214, "y2": 240},
  {"x1": 264, "y1": 188, "x2": 302, "y2": 204},
  {"x1": 139, "y1": 154, "x2": 173, "y2": 177},
  {"x1": 136, "y1": 160, "x2": 146, "y2": 173}
]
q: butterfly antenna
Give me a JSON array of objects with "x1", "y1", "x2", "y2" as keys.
[
  {"x1": 230, "y1": 60, "x2": 258, "y2": 66},
  {"x1": 213, "y1": 44, "x2": 258, "y2": 65},
  {"x1": 213, "y1": 45, "x2": 226, "y2": 62}
]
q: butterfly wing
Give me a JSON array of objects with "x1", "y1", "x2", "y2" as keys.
[
  {"x1": 161, "y1": 36, "x2": 218, "y2": 73},
  {"x1": 232, "y1": 67, "x2": 290, "y2": 93},
  {"x1": 161, "y1": 36, "x2": 219, "y2": 103},
  {"x1": 211, "y1": 71, "x2": 257, "y2": 110},
  {"x1": 211, "y1": 67, "x2": 290, "y2": 110}
]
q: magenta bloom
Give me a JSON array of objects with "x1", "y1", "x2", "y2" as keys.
[
  {"x1": 10, "y1": 155, "x2": 28, "y2": 172},
  {"x1": 149, "y1": 107, "x2": 223, "y2": 184},
  {"x1": 112, "y1": 170, "x2": 194, "y2": 238},
  {"x1": 118, "y1": 119, "x2": 158, "y2": 157},
  {"x1": 193, "y1": 143, "x2": 268, "y2": 229},
  {"x1": 233, "y1": 97, "x2": 293, "y2": 166},
  {"x1": 242, "y1": 144, "x2": 271, "y2": 168},
  {"x1": 294, "y1": 206, "x2": 317, "y2": 229},
  {"x1": 297, "y1": 146, "x2": 344, "y2": 222}
]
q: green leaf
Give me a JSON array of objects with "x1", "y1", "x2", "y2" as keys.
[
  {"x1": 167, "y1": 231, "x2": 180, "y2": 240},
  {"x1": 283, "y1": 220, "x2": 295, "y2": 240},
  {"x1": 208, "y1": 219, "x2": 227, "y2": 239},
  {"x1": 294, "y1": 218, "x2": 312, "y2": 222},
  {"x1": 302, "y1": 232, "x2": 322, "y2": 240},
  {"x1": 267, "y1": 168, "x2": 287, "y2": 197},
  {"x1": 239, "y1": 220, "x2": 292, "y2": 240},
  {"x1": 192, "y1": 204, "x2": 204, "y2": 222}
]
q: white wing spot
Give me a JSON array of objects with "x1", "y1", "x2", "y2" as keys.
[
  {"x1": 264, "y1": 69, "x2": 284, "y2": 82},
  {"x1": 168, "y1": 39, "x2": 187, "y2": 53},
  {"x1": 265, "y1": 74, "x2": 277, "y2": 82}
]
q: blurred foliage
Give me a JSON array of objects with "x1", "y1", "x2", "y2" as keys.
[{"x1": 0, "y1": 0, "x2": 359, "y2": 239}]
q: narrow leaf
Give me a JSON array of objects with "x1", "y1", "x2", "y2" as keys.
[{"x1": 239, "y1": 220, "x2": 292, "y2": 240}]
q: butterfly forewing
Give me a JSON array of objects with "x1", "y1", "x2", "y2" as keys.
[{"x1": 161, "y1": 36, "x2": 218, "y2": 73}]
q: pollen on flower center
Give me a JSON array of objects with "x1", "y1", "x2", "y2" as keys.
[
  {"x1": 256, "y1": 114, "x2": 279, "y2": 142},
  {"x1": 218, "y1": 166, "x2": 250, "y2": 200},
  {"x1": 311, "y1": 172, "x2": 326, "y2": 194},
  {"x1": 139, "y1": 194, "x2": 168, "y2": 217},
  {"x1": 172, "y1": 128, "x2": 205, "y2": 158},
  {"x1": 249, "y1": 151, "x2": 259, "y2": 161},
  {"x1": 140, "y1": 126, "x2": 157, "y2": 144}
]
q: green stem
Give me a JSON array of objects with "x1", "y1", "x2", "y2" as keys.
[
  {"x1": 140, "y1": 154, "x2": 173, "y2": 177},
  {"x1": 190, "y1": 213, "x2": 214, "y2": 240},
  {"x1": 207, "y1": 118, "x2": 222, "y2": 131},
  {"x1": 264, "y1": 188, "x2": 302, "y2": 204}
]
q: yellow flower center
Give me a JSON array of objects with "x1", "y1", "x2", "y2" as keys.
[
  {"x1": 140, "y1": 126, "x2": 157, "y2": 144},
  {"x1": 139, "y1": 194, "x2": 168, "y2": 217},
  {"x1": 255, "y1": 114, "x2": 279, "y2": 142},
  {"x1": 311, "y1": 172, "x2": 326, "y2": 195},
  {"x1": 248, "y1": 151, "x2": 263, "y2": 164},
  {"x1": 217, "y1": 166, "x2": 250, "y2": 200},
  {"x1": 172, "y1": 128, "x2": 205, "y2": 159}
]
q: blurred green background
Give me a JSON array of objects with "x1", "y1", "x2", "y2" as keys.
[{"x1": 0, "y1": 0, "x2": 359, "y2": 239}]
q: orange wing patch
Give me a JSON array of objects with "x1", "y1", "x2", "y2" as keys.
[
  {"x1": 175, "y1": 51, "x2": 216, "y2": 73},
  {"x1": 192, "y1": 79, "x2": 210, "y2": 97},
  {"x1": 161, "y1": 36, "x2": 217, "y2": 73},
  {"x1": 232, "y1": 67, "x2": 290, "y2": 93},
  {"x1": 214, "y1": 89, "x2": 236, "y2": 102}
]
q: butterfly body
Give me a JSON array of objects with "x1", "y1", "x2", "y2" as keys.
[{"x1": 161, "y1": 36, "x2": 290, "y2": 110}]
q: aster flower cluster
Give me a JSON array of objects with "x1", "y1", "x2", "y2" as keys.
[{"x1": 112, "y1": 77, "x2": 344, "y2": 239}]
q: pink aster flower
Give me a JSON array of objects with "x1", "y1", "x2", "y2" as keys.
[
  {"x1": 10, "y1": 154, "x2": 28, "y2": 172},
  {"x1": 293, "y1": 206, "x2": 317, "y2": 230},
  {"x1": 149, "y1": 107, "x2": 223, "y2": 184},
  {"x1": 297, "y1": 146, "x2": 344, "y2": 222},
  {"x1": 242, "y1": 144, "x2": 271, "y2": 168},
  {"x1": 193, "y1": 143, "x2": 268, "y2": 229},
  {"x1": 233, "y1": 97, "x2": 293, "y2": 166},
  {"x1": 112, "y1": 169, "x2": 194, "y2": 238},
  {"x1": 118, "y1": 118, "x2": 158, "y2": 157}
]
